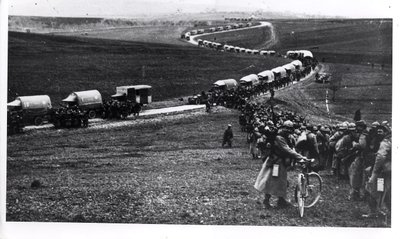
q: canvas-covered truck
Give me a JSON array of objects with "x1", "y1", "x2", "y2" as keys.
[
  {"x1": 257, "y1": 70, "x2": 275, "y2": 83},
  {"x1": 7, "y1": 95, "x2": 52, "y2": 126},
  {"x1": 212, "y1": 79, "x2": 238, "y2": 91},
  {"x1": 239, "y1": 74, "x2": 260, "y2": 88},
  {"x1": 62, "y1": 90, "x2": 103, "y2": 119}
]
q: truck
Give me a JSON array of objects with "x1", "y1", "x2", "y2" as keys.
[{"x1": 7, "y1": 95, "x2": 52, "y2": 126}]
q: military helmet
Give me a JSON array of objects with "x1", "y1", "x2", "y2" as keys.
[
  {"x1": 283, "y1": 120, "x2": 294, "y2": 128},
  {"x1": 355, "y1": 120, "x2": 367, "y2": 128},
  {"x1": 372, "y1": 121, "x2": 380, "y2": 127},
  {"x1": 348, "y1": 122, "x2": 356, "y2": 131}
]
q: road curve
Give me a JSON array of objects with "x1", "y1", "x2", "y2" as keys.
[{"x1": 187, "y1": 21, "x2": 275, "y2": 49}]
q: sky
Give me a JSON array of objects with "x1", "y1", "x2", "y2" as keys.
[{"x1": 7, "y1": 0, "x2": 395, "y2": 18}]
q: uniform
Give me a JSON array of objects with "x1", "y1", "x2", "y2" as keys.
[
  {"x1": 348, "y1": 129, "x2": 368, "y2": 199},
  {"x1": 365, "y1": 133, "x2": 391, "y2": 215},
  {"x1": 254, "y1": 122, "x2": 306, "y2": 208}
]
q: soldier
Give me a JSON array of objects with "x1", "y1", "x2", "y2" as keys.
[
  {"x1": 222, "y1": 124, "x2": 233, "y2": 148},
  {"x1": 329, "y1": 122, "x2": 348, "y2": 176},
  {"x1": 250, "y1": 127, "x2": 264, "y2": 159},
  {"x1": 316, "y1": 126, "x2": 329, "y2": 170},
  {"x1": 334, "y1": 122, "x2": 355, "y2": 179},
  {"x1": 364, "y1": 125, "x2": 391, "y2": 218},
  {"x1": 348, "y1": 120, "x2": 368, "y2": 201},
  {"x1": 295, "y1": 124, "x2": 320, "y2": 171},
  {"x1": 239, "y1": 113, "x2": 247, "y2": 132},
  {"x1": 254, "y1": 120, "x2": 310, "y2": 209}
]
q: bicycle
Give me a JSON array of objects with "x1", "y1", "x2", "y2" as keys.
[{"x1": 294, "y1": 158, "x2": 323, "y2": 217}]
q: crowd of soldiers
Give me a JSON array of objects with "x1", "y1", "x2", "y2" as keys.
[
  {"x1": 103, "y1": 99, "x2": 142, "y2": 119},
  {"x1": 236, "y1": 100, "x2": 391, "y2": 218},
  {"x1": 211, "y1": 59, "x2": 391, "y2": 218},
  {"x1": 50, "y1": 105, "x2": 89, "y2": 128}
]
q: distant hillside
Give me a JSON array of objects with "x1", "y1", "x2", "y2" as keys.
[
  {"x1": 8, "y1": 16, "x2": 202, "y2": 33},
  {"x1": 8, "y1": 10, "x2": 331, "y2": 33}
]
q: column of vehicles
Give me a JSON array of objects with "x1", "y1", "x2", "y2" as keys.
[
  {"x1": 7, "y1": 84, "x2": 152, "y2": 135},
  {"x1": 180, "y1": 22, "x2": 254, "y2": 41},
  {"x1": 188, "y1": 50, "x2": 318, "y2": 105}
]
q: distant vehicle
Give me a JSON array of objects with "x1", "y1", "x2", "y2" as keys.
[
  {"x1": 190, "y1": 30, "x2": 198, "y2": 35},
  {"x1": 224, "y1": 25, "x2": 232, "y2": 30},
  {"x1": 257, "y1": 70, "x2": 275, "y2": 83},
  {"x1": 197, "y1": 29, "x2": 204, "y2": 34},
  {"x1": 291, "y1": 60, "x2": 303, "y2": 70},
  {"x1": 7, "y1": 95, "x2": 52, "y2": 126},
  {"x1": 212, "y1": 79, "x2": 238, "y2": 91},
  {"x1": 198, "y1": 39, "x2": 204, "y2": 46},
  {"x1": 252, "y1": 50, "x2": 260, "y2": 55},
  {"x1": 209, "y1": 27, "x2": 216, "y2": 32},
  {"x1": 185, "y1": 32, "x2": 191, "y2": 40},
  {"x1": 214, "y1": 43, "x2": 223, "y2": 51},
  {"x1": 239, "y1": 74, "x2": 260, "y2": 87},
  {"x1": 62, "y1": 90, "x2": 103, "y2": 119},
  {"x1": 271, "y1": 66, "x2": 288, "y2": 80},
  {"x1": 283, "y1": 63, "x2": 296, "y2": 75},
  {"x1": 217, "y1": 26, "x2": 224, "y2": 31},
  {"x1": 115, "y1": 85, "x2": 152, "y2": 105}
]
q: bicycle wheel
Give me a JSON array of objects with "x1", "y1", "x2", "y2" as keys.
[
  {"x1": 295, "y1": 174, "x2": 305, "y2": 218},
  {"x1": 304, "y1": 172, "x2": 323, "y2": 208}
]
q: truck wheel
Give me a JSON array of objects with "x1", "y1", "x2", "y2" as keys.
[
  {"x1": 34, "y1": 117, "x2": 43, "y2": 126},
  {"x1": 88, "y1": 110, "x2": 96, "y2": 119}
]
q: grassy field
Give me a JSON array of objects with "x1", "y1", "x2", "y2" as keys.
[
  {"x1": 267, "y1": 19, "x2": 392, "y2": 65},
  {"x1": 6, "y1": 18, "x2": 392, "y2": 226},
  {"x1": 6, "y1": 107, "x2": 389, "y2": 226},
  {"x1": 270, "y1": 63, "x2": 392, "y2": 124}
]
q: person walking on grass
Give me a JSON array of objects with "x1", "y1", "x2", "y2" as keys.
[
  {"x1": 254, "y1": 120, "x2": 311, "y2": 209},
  {"x1": 222, "y1": 124, "x2": 233, "y2": 148}
]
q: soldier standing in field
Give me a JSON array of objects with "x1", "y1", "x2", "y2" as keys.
[
  {"x1": 364, "y1": 125, "x2": 391, "y2": 218},
  {"x1": 254, "y1": 120, "x2": 310, "y2": 209},
  {"x1": 348, "y1": 120, "x2": 368, "y2": 201},
  {"x1": 222, "y1": 124, "x2": 233, "y2": 148}
]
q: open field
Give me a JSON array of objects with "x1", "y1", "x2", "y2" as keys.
[
  {"x1": 270, "y1": 63, "x2": 392, "y2": 124},
  {"x1": 6, "y1": 18, "x2": 392, "y2": 226},
  {"x1": 6, "y1": 107, "x2": 389, "y2": 226}
]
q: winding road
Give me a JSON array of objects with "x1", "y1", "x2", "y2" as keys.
[{"x1": 188, "y1": 21, "x2": 277, "y2": 49}]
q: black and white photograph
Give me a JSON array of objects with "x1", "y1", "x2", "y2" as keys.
[{"x1": 0, "y1": 0, "x2": 398, "y2": 238}]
